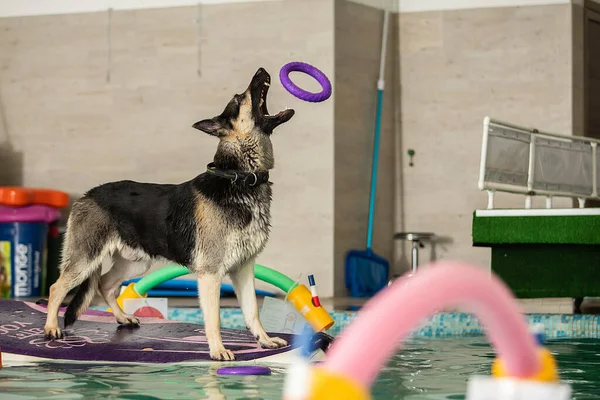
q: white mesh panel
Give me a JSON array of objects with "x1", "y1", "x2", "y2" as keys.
[
  {"x1": 533, "y1": 138, "x2": 593, "y2": 196},
  {"x1": 484, "y1": 124, "x2": 530, "y2": 188}
]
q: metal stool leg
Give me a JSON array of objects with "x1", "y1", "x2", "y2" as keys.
[
  {"x1": 391, "y1": 232, "x2": 436, "y2": 285},
  {"x1": 411, "y1": 240, "x2": 419, "y2": 273}
]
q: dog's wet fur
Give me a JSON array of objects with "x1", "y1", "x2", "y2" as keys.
[{"x1": 43, "y1": 67, "x2": 295, "y2": 361}]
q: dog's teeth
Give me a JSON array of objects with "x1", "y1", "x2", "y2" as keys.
[{"x1": 264, "y1": 82, "x2": 270, "y2": 87}]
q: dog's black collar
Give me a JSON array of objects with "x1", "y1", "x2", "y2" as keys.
[{"x1": 206, "y1": 163, "x2": 269, "y2": 187}]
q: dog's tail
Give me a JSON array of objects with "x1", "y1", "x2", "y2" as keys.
[{"x1": 63, "y1": 269, "x2": 101, "y2": 328}]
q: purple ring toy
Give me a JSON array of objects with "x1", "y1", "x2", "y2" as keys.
[
  {"x1": 279, "y1": 61, "x2": 332, "y2": 103},
  {"x1": 216, "y1": 365, "x2": 272, "y2": 376}
]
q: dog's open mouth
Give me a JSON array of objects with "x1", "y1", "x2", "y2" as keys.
[
  {"x1": 258, "y1": 79, "x2": 271, "y2": 116},
  {"x1": 252, "y1": 68, "x2": 294, "y2": 132}
]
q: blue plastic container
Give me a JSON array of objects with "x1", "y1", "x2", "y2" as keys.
[{"x1": 0, "y1": 205, "x2": 61, "y2": 298}]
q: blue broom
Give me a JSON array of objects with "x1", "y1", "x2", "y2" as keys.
[{"x1": 344, "y1": 8, "x2": 390, "y2": 298}]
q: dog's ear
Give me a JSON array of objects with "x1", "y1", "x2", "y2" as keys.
[{"x1": 192, "y1": 117, "x2": 226, "y2": 137}]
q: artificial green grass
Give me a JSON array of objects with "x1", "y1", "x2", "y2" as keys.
[
  {"x1": 472, "y1": 211, "x2": 600, "y2": 297},
  {"x1": 491, "y1": 245, "x2": 600, "y2": 298},
  {"x1": 472, "y1": 212, "x2": 600, "y2": 245}
]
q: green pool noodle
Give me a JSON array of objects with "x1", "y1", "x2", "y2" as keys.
[
  {"x1": 134, "y1": 265, "x2": 189, "y2": 295},
  {"x1": 133, "y1": 263, "x2": 298, "y2": 296},
  {"x1": 254, "y1": 264, "x2": 298, "y2": 293}
]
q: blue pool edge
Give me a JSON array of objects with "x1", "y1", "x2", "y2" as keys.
[{"x1": 89, "y1": 306, "x2": 600, "y2": 339}]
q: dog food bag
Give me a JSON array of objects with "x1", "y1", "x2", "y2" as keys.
[{"x1": 0, "y1": 205, "x2": 62, "y2": 298}]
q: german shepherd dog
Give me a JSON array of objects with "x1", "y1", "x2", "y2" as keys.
[{"x1": 43, "y1": 67, "x2": 295, "y2": 361}]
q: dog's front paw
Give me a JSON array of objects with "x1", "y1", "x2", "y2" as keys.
[
  {"x1": 44, "y1": 326, "x2": 64, "y2": 340},
  {"x1": 117, "y1": 315, "x2": 140, "y2": 326},
  {"x1": 210, "y1": 347, "x2": 236, "y2": 361},
  {"x1": 259, "y1": 336, "x2": 288, "y2": 349}
]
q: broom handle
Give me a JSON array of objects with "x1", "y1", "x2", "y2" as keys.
[{"x1": 366, "y1": 9, "x2": 389, "y2": 250}]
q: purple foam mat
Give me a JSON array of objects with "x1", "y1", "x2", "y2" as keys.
[{"x1": 0, "y1": 299, "x2": 297, "y2": 363}]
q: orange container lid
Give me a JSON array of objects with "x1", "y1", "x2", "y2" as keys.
[{"x1": 0, "y1": 187, "x2": 69, "y2": 209}]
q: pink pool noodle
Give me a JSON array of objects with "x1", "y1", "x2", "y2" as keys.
[{"x1": 323, "y1": 261, "x2": 541, "y2": 388}]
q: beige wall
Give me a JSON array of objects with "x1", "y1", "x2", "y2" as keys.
[
  {"x1": 396, "y1": 4, "x2": 575, "y2": 273},
  {"x1": 334, "y1": 0, "x2": 396, "y2": 295},
  {"x1": 0, "y1": 1, "x2": 336, "y2": 296}
]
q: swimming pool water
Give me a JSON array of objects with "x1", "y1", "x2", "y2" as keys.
[{"x1": 1, "y1": 337, "x2": 599, "y2": 399}]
